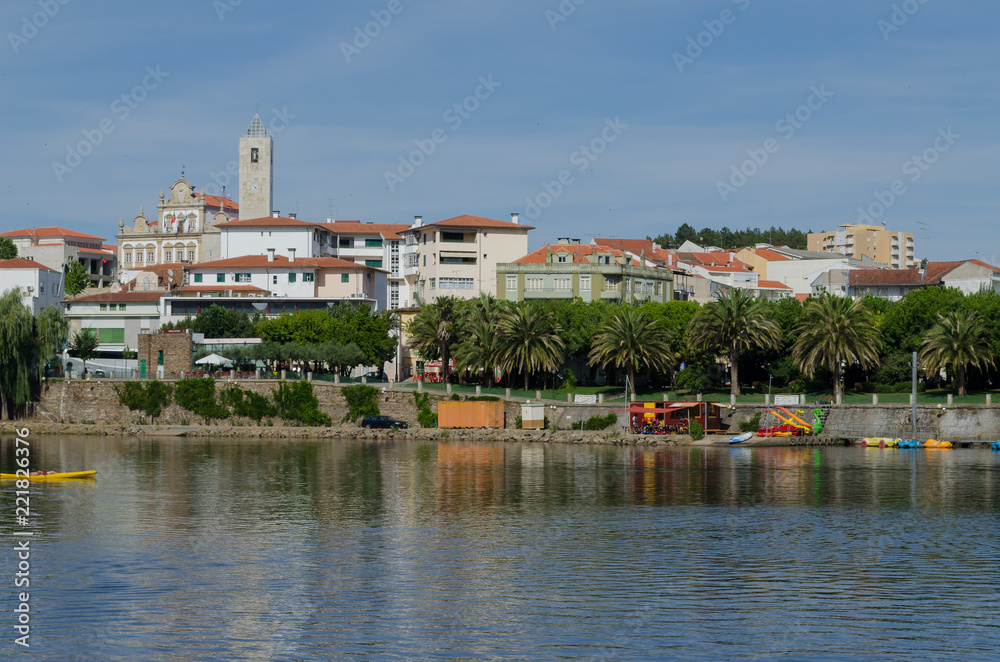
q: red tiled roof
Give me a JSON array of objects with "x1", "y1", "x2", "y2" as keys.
[
  {"x1": 121, "y1": 263, "x2": 186, "y2": 291},
  {"x1": 923, "y1": 259, "x2": 1000, "y2": 285},
  {"x1": 758, "y1": 280, "x2": 791, "y2": 290},
  {"x1": 795, "y1": 293, "x2": 810, "y2": 303},
  {"x1": 0, "y1": 226, "x2": 105, "y2": 241},
  {"x1": 847, "y1": 269, "x2": 923, "y2": 287},
  {"x1": 0, "y1": 258, "x2": 56, "y2": 272},
  {"x1": 65, "y1": 291, "x2": 164, "y2": 303},
  {"x1": 191, "y1": 192, "x2": 239, "y2": 210},
  {"x1": 592, "y1": 238, "x2": 655, "y2": 255},
  {"x1": 677, "y1": 251, "x2": 750, "y2": 270},
  {"x1": 514, "y1": 244, "x2": 626, "y2": 264},
  {"x1": 748, "y1": 247, "x2": 791, "y2": 262},
  {"x1": 191, "y1": 254, "x2": 385, "y2": 271},
  {"x1": 101, "y1": 244, "x2": 118, "y2": 253},
  {"x1": 422, "y1": 215, "x2": 535, "y2": 231},
  {"x1": 327, "y1": 221, "x2": 410, "y2": 241},
  {"x1": 701, "y1": 265, "x2": 752, "y2": 273}
]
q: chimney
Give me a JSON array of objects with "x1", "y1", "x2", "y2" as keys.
[
  {"x1": 288, "y1": 248, "x2": 296, "y2": 263},
  {"x1": 545, "y1": 245, "x2": 552, "y2": 263},
  {"x1": 289, "y1": 212, "x2": 297, "y2": 219},
  {"x1": 414, "y1": 215, "x2": 423, "y2": 227},
  {"x1": 511, "y1": 212, "x2": 519, "y2": 224},
  {"x1": 557, "y1": 237, "x2": 570, "y2": 245},
  {"x1": 272, "y1": 211, "x2": 280, "y2": 218},
  {"x1": 327, "y1": 217, "x2": 334, "y2": 224},
  {"x1": 267, "y1": 248, "x2": 275, "y2": 263}
]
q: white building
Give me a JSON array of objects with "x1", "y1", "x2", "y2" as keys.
[
  {"x1": 0, "y1": 227, "x2": 116, "y2": 288},
  {"x1": 62, "y1": 291, "x2": 165, "y2": 356},
  {"x1": 0, "y1": 258, "x2": 64, "y2": 314},
  {"x1": 326, "y1": 221, "x2": 411, "y2": 309}
]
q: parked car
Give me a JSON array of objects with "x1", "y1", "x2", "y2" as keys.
[
  {"x1": 361, "y1": 415, "x2": 408, "y2": 429},
  {"x1": 92, "y1": 369, "x2": 107, "y2": 378},
  {"x1": 361, "y1": 371, "x2": 389, "y2": 382}
]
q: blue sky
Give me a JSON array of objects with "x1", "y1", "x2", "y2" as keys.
[{"x1": 1, "y1": 0, "x2": 997, "y2": 261}]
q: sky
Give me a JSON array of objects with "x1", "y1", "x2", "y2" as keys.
[{"x1": 1, "y1": 0, "x2": 998, "y2": 261}]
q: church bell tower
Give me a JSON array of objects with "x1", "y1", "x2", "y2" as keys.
[{"x1": 238, "y1": 113, "x2": 273, "y2": 221}]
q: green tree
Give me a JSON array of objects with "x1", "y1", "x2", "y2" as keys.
[
  {"x1": 497, "y1": 303, "x2": 565, "y2": 391},
  {"x1": 589, "y1": 307, "x2": 673, "y2": 399},
  {"x1": 792, "y1": 294, "x2": 882, "y2": 400},
  {"x1": 687, "y1": 288, "x2": 781, "y2": 396},
  {"x1": 453, "y1": 295, "x2": 508, "y2": 385},
  {"x1": 69, "y1": 328, "x2": 99, "y2": 375},
  {"x1": 406, "y1": 297, "x2": 464, "y2": 383},
  {"x1": 0, "y1": 238, "x2": 17, "y2": 260},
  {"x1": 919, "y1": 309, "x2": 995, "y2": 397},
  {"x1": 878, "y1": 287, "x2": 965, "y2": 354},
  {"x1": 64, "y1": 261, "x2": 90, "y2": 296},
  {"x1": 36, "y1": 305, "x2": 69, "y2": 363},
  {"x1": 0, "y1": 289, "x2": 39, "y2": 419},
  {"x1": 189, "y1": 304, "x2": 258, "y2": 338}
]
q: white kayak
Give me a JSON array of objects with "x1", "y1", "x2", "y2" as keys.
[{"x1": 729, "y1": 432, "x2": 754, "y2": 444}]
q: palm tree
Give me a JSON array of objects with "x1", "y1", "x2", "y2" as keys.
[
  {"x1": 688, "y1": 288, "x2": 781, "y2": 396},
  {"x1": 453, "y1": 295, "x2": 508, "y2": 386},
  {"x1": 919, "y1": 309, "x2": 994, "y2": 397},
  {"x1": 497, "y1": 303, "x2": 565, "y2": 391},
  {"x1": 792, "y1": 293, "x2": 881, "y2": 400},
  {"x1": 405, "y1": 296, "x2": 463, "y2": 383},
  {"x1": 589, "y1": 306, "x2": 673, "y2": 400}
]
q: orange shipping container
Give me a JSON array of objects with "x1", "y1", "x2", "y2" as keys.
[{"x1": 437, "y1": 401, "x2": 506, "y2": 429}]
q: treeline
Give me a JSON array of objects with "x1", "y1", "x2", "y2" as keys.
[{"x1": 651, "y1": 223, "x2": 810, "y2": 250}]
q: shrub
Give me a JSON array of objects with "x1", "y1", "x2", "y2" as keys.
[
  {"x1": 274, "y1": 381, "x2": 331, "y2": 426},
  {"x1": 414, "y1": 392, "x2": 437, "y2": 428},
  {"x1": 450, "y1": 393, "x2": 461, "y2": 401},
  {"x1": 689, "y1": 419, "x2": 704, "y2": 441},
  {"x1": 341, "y1": 384, "x2": 380, "y2": 423},
  {"x1": 467, "y1": 395, "x2": 501, "y2": 402},
  {"x1": 219, "y1": 385, "x2": 275, "y2": 422},
  {"x1": 114, "y1": 381, "x2": 174, "y2": 422},
  {"x1": 581, "y1": 413, "x2": 618, "y2": 430},
  {"x1": 514, "y1": 415, "x2": 523, "y2": 429},
  {"x1": 175, "y1": 378, "x2": 229, "y2": 422},
  {"x1": 739, "y1": 412, "x2": 762, "y2": 433}
]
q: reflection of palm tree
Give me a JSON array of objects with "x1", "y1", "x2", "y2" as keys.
[
  {"x1": 589, "y1": 307, "x2": 672, "y2": 399},
  {"x1": 919, "y1": 309, "x2": 994, "y2": 397},
  {"x1": 792, "y1": 293, "x2": 881, "y2": 400},
  {"x1": 688, "y1": 288, "x2": 781, "y2": 396},
  {"x1": 497, "y1": 304, "x2": 565, "y2": 391}
]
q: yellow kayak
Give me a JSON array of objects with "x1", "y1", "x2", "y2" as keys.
[
  {"x1": 862, "y1": 438, "x2": 899, "y2": 447},
  {"x1": 0, "y1": 471, "x2": 97, "y2": 481},
  {"x1": 924, "y1": 439, "x2": 953, "y2": 449}
]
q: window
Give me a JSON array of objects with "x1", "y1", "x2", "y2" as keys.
[
  {"x1": 165, "y1": 251, "x2": 172, "y2": 262},
  {"x1": 423, "y1": 255, "x2": 426, "y2": 267},
  {"x1": 188, "y1": 251, "x2": 194, "y2": 261},
  {"x1": 554, "y1": 278, "x2": 570, "y2": 292},
  {"x1": 557, "y1": 255, "x2": 567, "y2": 263},
  {"x1": 157, "y1": 350, "x2": 164, "y2": 366},
  {"x1": 97, "y1": 328, "x2": 125, "y2": 344},
  {"x1": 580, "y1": 276, "x2": 591, "y2": 292},
  {"x1": 442, "y1": 231, "x2": 464, "y2": 243},
  {"x1": 526, "y1": 278, "x2": 543, "y2": 292},
  {"x1": 272, "y1": 275, "x2": 278, "y2": 284},
  {"x1": 53, "y1": 284, "x2": 59, "y2": 294},
  {"x1": 365, "y1": 239, "x2": 383, "y2": 248},
  {"x1": 440, "y1": 278, "x2": 474, "y2": 290},
  {"x1": 341, "y1": 273, "x2": 350, "y2": 283},
  {"x1": 289, "y1": 273, "x2": 297, "y2": 283},
  {"x1": 251, "y1": 147, "x2": 259, "y2": 163},
  {"x1": 136, "y1": 252, "x2": 142, "y2": 263},
  {"x1": 441, "y1": 256, "x2": 476, "y2": 265},
  {"x1": 100, "y1": 304, "x2": 107, "y2": 311},
  {"x1": 194, "y1": 273, "x2": 203, "y2": 283},
  {"x1": 39, "y1": 282, "x2": 44, "y2": 294},
  {"x1": 429, "y1": 278, "x2": 436, "y2": 289},
  {"x1": 237, "y1": 274, "x2": 251, "y2": 283},
  {"x1": 506, "y1": 276, "x2": 517, "y2": 290},
  {"x1": 125, "y1": 252, "x2": 132, "y2": 263},
  {"x1": 365, "y1": 260, "x2": 383, "y2": 268},
  {"x1": 303, "y1": 273, "x2": 314, "y2": 282},
  {"x1": 147, "y1": 252, "x2": 154, "y2": 262},
  {"x1": 109, "y1": 304, "x2": 117, "y2": 311},
  {"x1": 422, "y1": 233, "x2": 427, "y2": 245},
  {"x1": 339, "y1": 238, "x2": 351, "y2": 248},
  {"x1": 605, "y1": 278, "x2": 619, "y2": 292},
  {"x1": 217, "y1": 274, "x2": 225, "y2": 283},
  {"x1": 119, "y1": 304, "x2": 126, "y2": 311},
  {"x1": 390, "y1": 281, "x2": 399, "y2": 309}
]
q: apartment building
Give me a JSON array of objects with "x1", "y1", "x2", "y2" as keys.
[
  {"x1": 402, "y1": 214, "x2": 532, "y2": 304},
  {"x1": 326, "y1": 221, "x2": 411, "y2": 310},
  {"x1": 0, "y1": 258, "x2": 64, "y2": 314},
  {"x1": 0, "y1": 226, "x2": 116, "y2": 288},
  {"x1": 807, "y1": 224, "x2": 915, "y2": 268}
]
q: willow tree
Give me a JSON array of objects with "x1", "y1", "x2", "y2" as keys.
[
  {"x1": 919, "y1": 309, "x2": 995, "y2": 397},
  {"x1": 688, "y1": 288, "x2": 781, "y2": 396},
  {"x1": 0, "y1": 289, "x2": 40, "y2": 419},
  {"x1": 792, "y1": 293, "x2": 882, "y2": 400},
  {"x1": 590, "y1": 306, "x2": 673, "y2": 400},
  {"x1": 37, "y1": 305, "x2": 69, "y2": 366}
]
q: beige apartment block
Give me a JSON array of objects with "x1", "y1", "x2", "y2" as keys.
[{"x1": 808, "y1": 224, "x2": 914, "y2": 268}]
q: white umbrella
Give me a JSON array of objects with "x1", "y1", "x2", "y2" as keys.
[{"x1": 195, "y1": 353, "x2": 232, "y2": 367}]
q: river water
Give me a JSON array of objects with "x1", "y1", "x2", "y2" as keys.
[{"x1": 1, "y1": 436, "x2": 998, "y2": 661}]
